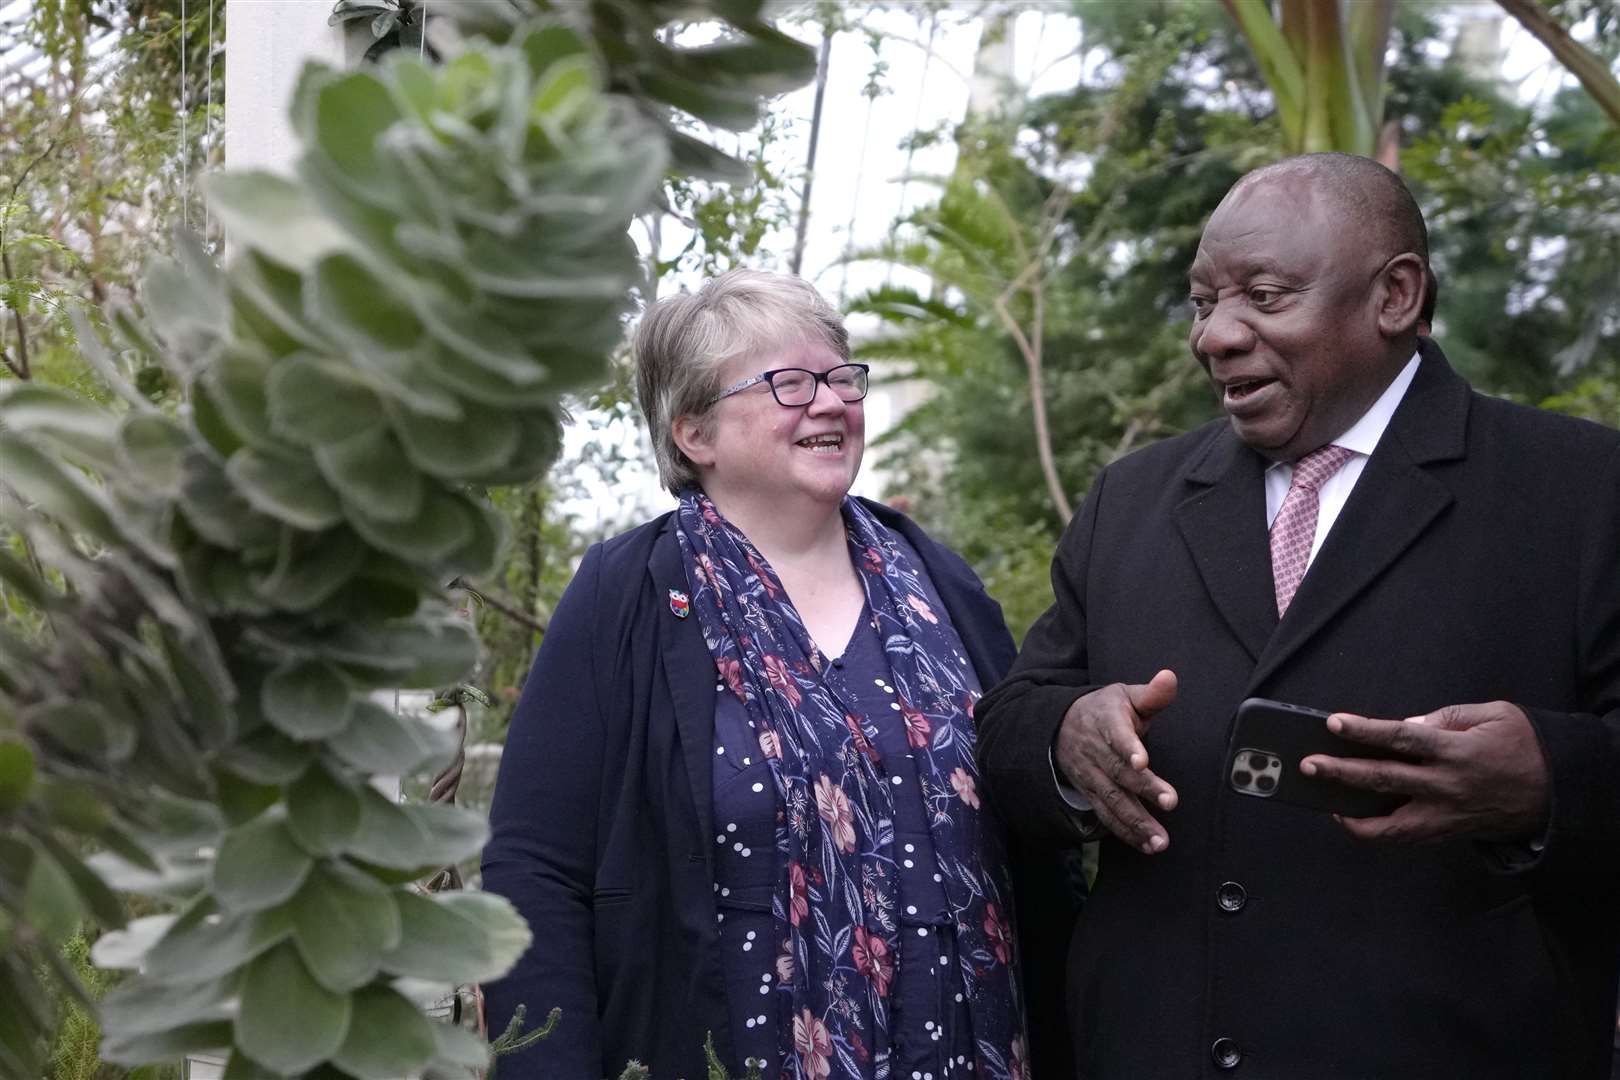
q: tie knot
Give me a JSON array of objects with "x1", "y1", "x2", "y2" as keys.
[{"x1": 1289, "y1": 444, "x2": 1355, "y2": 492}]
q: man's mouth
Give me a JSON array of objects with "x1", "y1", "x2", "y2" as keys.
[
  {"x1": 1223, "y1": 377, "x2": 1277, "y2": 404},
  {"x1": 796, "y1": 434, "x2": 844, "y2": 454}
]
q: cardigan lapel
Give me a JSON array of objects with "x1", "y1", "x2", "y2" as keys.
[
  {"x1": 649, "y1": 521, "x2": 719, "y2": 854},
  {"x1": 1173, "y1": 429, "x2": 1279, "y2": 662},
  {"x1": 1247, "y1": 342, "x2": 1468, "y2": 692}
]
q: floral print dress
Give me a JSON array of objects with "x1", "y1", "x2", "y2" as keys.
[
  {"x1": 678, "y1": 493, "x2": 1026, "y2": 1080},
  {"x1": 701, "y1": 521, "x2": 1024, "y2": 1080}
]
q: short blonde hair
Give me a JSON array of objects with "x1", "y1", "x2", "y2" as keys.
[{"x1": 633, "y1": 269, "x2": 850, "y2": 494}]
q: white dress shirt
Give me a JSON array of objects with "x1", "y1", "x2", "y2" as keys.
[{"x1": 1051, "y1": 351, "x2": 1423, "y2": 822}]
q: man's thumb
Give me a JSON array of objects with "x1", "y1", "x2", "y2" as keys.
[{"x1": 1124, "y1": 669, "x2": 1178, "y2": 717}]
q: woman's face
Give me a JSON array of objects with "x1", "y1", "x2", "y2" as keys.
[{"x1": 685, "y1": 338, "x2": 864, "y2": 516}]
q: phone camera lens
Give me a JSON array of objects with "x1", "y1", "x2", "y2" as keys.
[
  {"x1": 1233, "y1": 770, "x2": 1253, "y2": 787},
  {"x1": 1255, "y1": 774, "x2": 1276, "y2": 792},
  {"x1": 1249, "y1": 753, "x2": 1271, "y2": 771}
]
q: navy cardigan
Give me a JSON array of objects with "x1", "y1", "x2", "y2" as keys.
[{"x1": 480, "y1": 501, "x2": 1079, "y2": 1079}]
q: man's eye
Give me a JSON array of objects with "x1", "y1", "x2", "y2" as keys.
[
  {"x1": 1249, "y1": 288, "x2": 1280, "y2": 305},
  {"x1": 1189, "y1": 296, "x2": 1213, "y2": 316}
]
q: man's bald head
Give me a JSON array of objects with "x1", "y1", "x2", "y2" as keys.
[
  {"x1": 1188, "y1": 152, "x2": 1435, "y2": 460},
  {"x1": 1226, "y1": 153, "x2": 1436, "y2": 324}
]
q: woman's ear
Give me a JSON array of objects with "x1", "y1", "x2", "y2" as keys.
[
  {"x1": 671, "y1": 413, "x2": 716, "y2": 470},
  {"x1": 1376, "y1": 252, "x2": 1427, "y2": 337}
]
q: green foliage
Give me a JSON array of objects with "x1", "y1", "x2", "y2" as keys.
[
  {"x1": 853, "y1": 5, "x2": 1253, "y2": 636},
  {"x1": 661, "y1": 107, "x2": 796, "y2": 278},
  {"x1": 703, "y1": 1031, "x2": 763, "y2": 1080},
  {"x1": 0, "y1": 3, "x2": 813, "y2": 1078},
  {"x1": 45, "y1": 932, "x2": 115, "y2": 1080},
  {"x1": 2, "y1": 1, "x2": 221, "y2": 391},
  {"x1": 1404, "y1": 87, "x2": 1620, "y2": 405}
]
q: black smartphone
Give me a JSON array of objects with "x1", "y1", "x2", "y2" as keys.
[{"x1": 1225, "y1": 697, "x2": 1407, "y2": 818}]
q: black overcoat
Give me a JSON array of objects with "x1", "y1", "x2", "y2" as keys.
[
  {"x1": 482, "y1": 499, "x2": 1080, "y2": 1078},
  {"x1": 976, "y1": 342, "x2": 1620, "y2": 1079}
]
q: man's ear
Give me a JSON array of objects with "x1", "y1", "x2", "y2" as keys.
[
  {"x1": 671, "y1": 412, "x2": 716, "y2": 470},
  {"x1": 1376, "y1": 253, "x2": 1427, "y2": 337}
]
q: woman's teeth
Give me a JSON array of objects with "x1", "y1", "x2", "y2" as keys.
[{"x1": 797, "y1": 435, "x2": 843, "y2": 453}]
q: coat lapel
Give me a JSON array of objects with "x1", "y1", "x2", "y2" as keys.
[
  {"x1": 1247, "y1": 342, "x2": 1469, "y2": 691},
  {"x1": 1174, "y1": 429, "x2": 1279, "y2": 661},
  {"x1": 650, "y1": 521, "x2": 718, "y2": 852}
]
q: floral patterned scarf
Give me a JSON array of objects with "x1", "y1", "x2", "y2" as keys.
[{"x1": 676, "y1": 491, "x2": 1026, "y2": 1079}]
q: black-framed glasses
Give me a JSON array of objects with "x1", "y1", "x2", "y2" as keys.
[{"x1": 707, "y1": 363, "x2": 870, "y2": 408}]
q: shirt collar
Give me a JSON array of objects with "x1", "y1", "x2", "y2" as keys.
[{"x1": 1267, "y1": 349, "x2": 1422, "y2": 470}]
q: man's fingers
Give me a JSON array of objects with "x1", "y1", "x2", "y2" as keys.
[
  {"x1": 1061, "y1": 678, "x2": 1179, "y2": 853},
  {"x1": 1102, "y1": 751, "x2": 1180, "y2": 810},
  {"x1": 1325, "y1": 713, "x2": 1445, "y2": 759},
  {"x1": 1099, "y1": 709, "x2": 1151, "y2": 770},
  {"x1": 1066, "y1": 758, "x2": 1170, "y2": 854},
  {"x1": 1337, "y1": 803, "x2": 1452, "y2": 844},
  {"x1": 1093, "y1": 785, "x2": 1169, "y2": 854},
  {"x1": 1121, "y1": 669, "x2": 1178, "y2": 724},
  {"x1": 1093, "y1": 706, "x2": 1173, "y2": 806},
  {"x1": 1300, "y1": 753, "x2": 1451, "y2": 798},
  {"x1": 1409, "y1": 702, "x2": 1516, "y2": 733}
]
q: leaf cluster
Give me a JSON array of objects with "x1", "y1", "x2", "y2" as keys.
[{"x1": 0, "y1": 3, "x2": 813, "y2": 1077}]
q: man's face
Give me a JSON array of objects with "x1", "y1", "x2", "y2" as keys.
[{"x1": 1187, "y1": 175, "x2": 1396, "y2": 461}]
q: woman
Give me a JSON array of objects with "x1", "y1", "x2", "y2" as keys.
[{"x1": 481, "y1": 270, "x2": 1036, "y2": 1079}]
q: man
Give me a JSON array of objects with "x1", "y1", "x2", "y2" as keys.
[{"x1": 976, "y1": 153, "x2": 1620, "y2": 1078}]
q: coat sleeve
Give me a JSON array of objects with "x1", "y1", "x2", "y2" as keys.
[
  {"x1": 1519, "y1": 440, "x2": 1620, "y2": 891},
  {"x1": 480, "y1": 543, "x2": 609, "y2": 1076},
  {"x1": 975, "y1": 468, "x2": 1110, "y2": 847}
]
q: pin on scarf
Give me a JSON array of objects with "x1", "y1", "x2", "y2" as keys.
[{"x1": 668, "y1": 588, "x2": 690, "y2": 619}]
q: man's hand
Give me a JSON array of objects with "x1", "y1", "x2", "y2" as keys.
[
  {"x1": 1299, "y1": 701, "x2": 1549, "y2": 844},
  {"x1": 1054, "y1": 669, "x2": 1180, "y2": 854}
]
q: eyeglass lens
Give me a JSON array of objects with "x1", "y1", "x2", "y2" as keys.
[{"x1": 770, "y1": 365, "x2": 867, "y2": 406}]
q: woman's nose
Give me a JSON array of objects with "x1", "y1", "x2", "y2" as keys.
[{"x1": 804, "y1": 377, "x2": 849, "y2": 414}]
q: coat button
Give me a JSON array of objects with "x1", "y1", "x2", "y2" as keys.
[
  {"x1": 1217, "y1": 881, "x2": 1247, "y2": 913},
  {"x1": 1211, "y1": 1037, "x2": 1242, "y2": 1069}
]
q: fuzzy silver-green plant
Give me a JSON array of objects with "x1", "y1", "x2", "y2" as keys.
[{"x1": 0, "y1": 3, "x2": 813, "y2": 1077}]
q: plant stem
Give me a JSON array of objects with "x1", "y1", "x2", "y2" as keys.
[
  {"x1": 454, "y1": 578, "x2": 550, "y2": 634},
  {"x1": 790, "y1": 30, "x2": 832, "y2": 277},
  {"x1": 1, "y1": 249, "x2": 31, "y2": 380}
]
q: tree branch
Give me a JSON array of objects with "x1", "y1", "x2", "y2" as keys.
[
  {"x1": 991, "y1": 288, "x2": 1072, "y2": 524},
  {"x1": 1495, "y1": 0, "x2": 1620, "y2": 129},
  {"x1": 0, "y1": 62, "x2": 106, "y2": 384},
  {"x1": 988, "y1": 183, "x2": 1076, "y2": 526}
]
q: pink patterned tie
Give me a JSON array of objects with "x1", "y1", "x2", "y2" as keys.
[{"x1": 1270, "y1": 444, "x2": 1356, "y2": 616}]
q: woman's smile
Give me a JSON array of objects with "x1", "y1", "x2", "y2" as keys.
[{"x1": 796, "y1": 432, "x2": 845, "y2": 453}]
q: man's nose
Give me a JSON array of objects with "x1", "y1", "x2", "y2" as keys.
[{"x1": 1191, "y1": 302, "x2": 1254, "y2": 361}]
